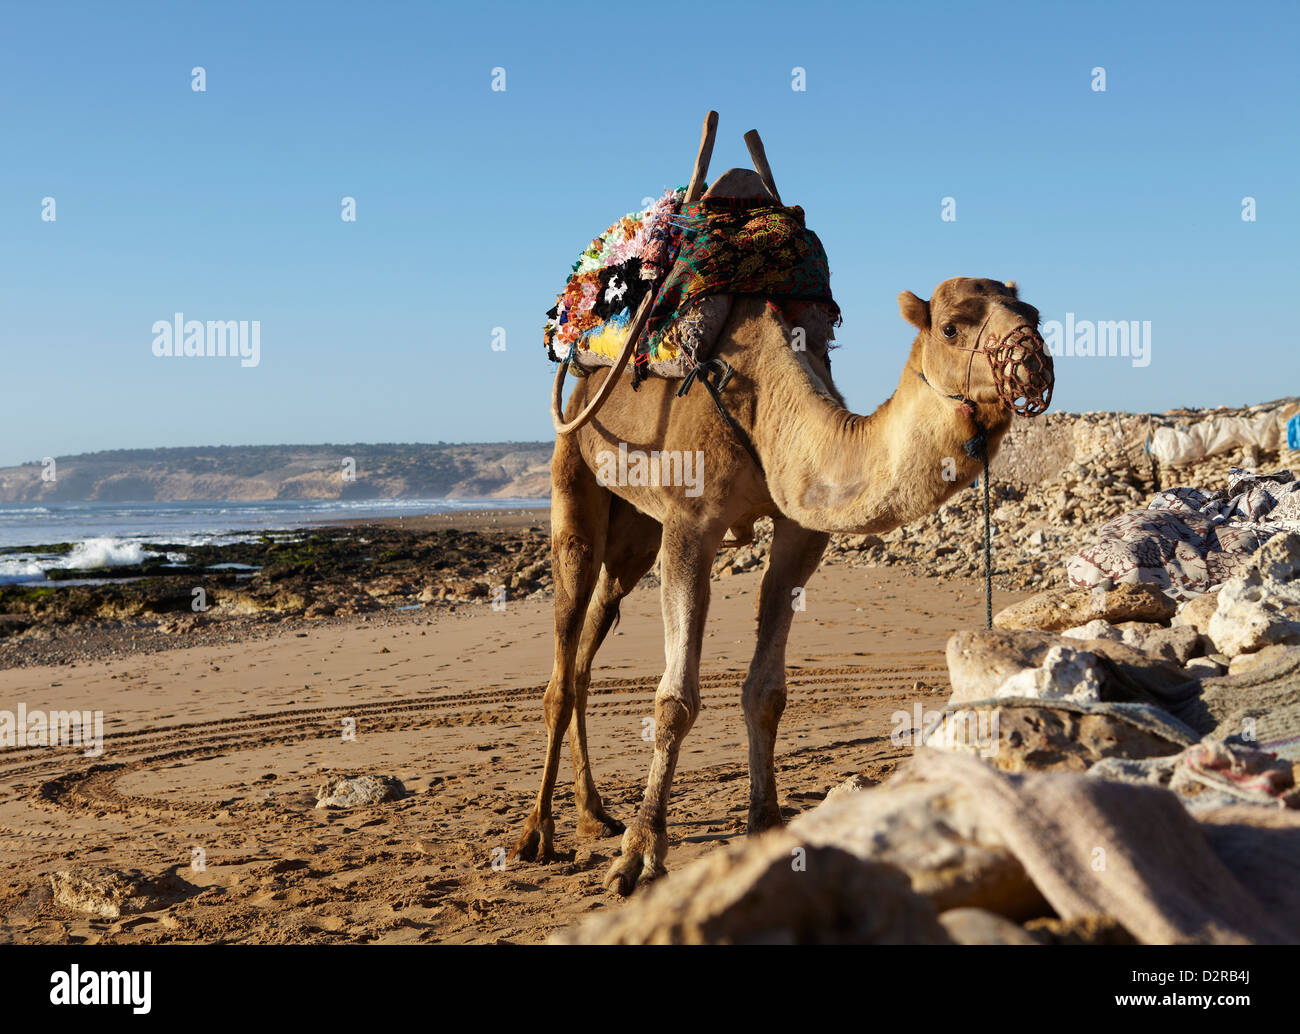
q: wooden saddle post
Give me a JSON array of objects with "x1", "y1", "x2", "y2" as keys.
[{"x1": 550, "y1": 111, "x2": 719, "y2": 435}]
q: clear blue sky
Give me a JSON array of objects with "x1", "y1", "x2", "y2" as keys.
[{"x1": 1, "y1": 0, "x2": 1296, "y2": 467}]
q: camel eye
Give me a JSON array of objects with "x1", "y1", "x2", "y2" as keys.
[{"x1": 941, "y1": 323, "x2": 958, "y2": 339}]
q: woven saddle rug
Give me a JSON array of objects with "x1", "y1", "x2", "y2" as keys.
[
  {"x1": 544, "y1": 188, "x2": 840, "y2": 382},
  {"x1": 1067, "y1": 468, "x2": 1300, "y2": 599}
]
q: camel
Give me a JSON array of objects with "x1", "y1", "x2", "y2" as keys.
[{"x1": 513, "y1": 266, "x2": 1051, "y2": 895}]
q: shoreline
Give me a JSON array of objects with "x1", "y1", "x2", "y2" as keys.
[
  {"x1": 0, "y1": 506, "x2": 557, "y2": 669},
  {"x1": 317, "y1": 504, "x2": 550, "y2": 535}
]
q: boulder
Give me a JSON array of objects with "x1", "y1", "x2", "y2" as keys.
[
  {"x1": 1228, "y1": 643, "x2": 1294, "y2": 677},
  {"x1": 49, "y1": 866, "x2": 196, "y2": 919},
  {"x1": 315, "y1": 774, "x2": 406, "y2": 809},
  {"x1": 787, "y1": 776, "x2": 1048, "y2": 919},
  {"x1": 1062, "y1": 619, "x2": 1121, "y2": 642},
  {"x1": 993, "y1": 583, "x2": 1176, "y2": 632},
  {"x1": 927, "y1": 703, "x2": 1189, "y2": 774},
  {"x1": 946, "y1": 629, "x2": 1197, "y2": 708},
  {"x1": 1173, "y1": 591, "x2": 1221, "y2": 636},
  {"x1": 551, "y1": 832, "x2": 953, "y2": 945},
  {"x1": 992, "y1": 644, "x2": 1104, "y2": 703},
  {"x1": 1114, "y1": 623, "x2": 1202, "y2": 664},
  {"x1": 1208, "y1": 534, "x2": 1300, "y2": 658}
]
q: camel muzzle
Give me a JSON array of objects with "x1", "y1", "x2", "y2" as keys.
[{"x1": 985, "y1": 324, "x2": 1053, "y2": 417}]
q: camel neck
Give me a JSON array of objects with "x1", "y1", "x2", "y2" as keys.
[{"x1": 754, "y1": 345, "x2": 1004, "y2": 535}]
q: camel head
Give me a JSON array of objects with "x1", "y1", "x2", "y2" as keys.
[{"x1": 898, "y1": 277, "x2": 1053, "y2": 419}]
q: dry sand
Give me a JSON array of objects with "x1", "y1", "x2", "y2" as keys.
[{"x1": 0, "y1": 518, "x2": 1027, "y2": 944}]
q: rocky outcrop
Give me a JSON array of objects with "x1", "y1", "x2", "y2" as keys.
[
  {"x1": 946, "y1": 628, "x2": 1196, "y2": 707},
  {"x1": 49, "y1": 866, "x2": 196, "y2": 919},
  {"x1": 559, "y1": 752, "x2": 1300, "y2": 945},
  {"x1": 0, "y1": 442, "x2": 553, "y2": 503},
  {"x1": 993, "y1": 583, "x2": 1176, "y2": 632}
]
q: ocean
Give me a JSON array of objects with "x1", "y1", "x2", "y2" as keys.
[{"x1": 0, "y1": 498, "x2": 548, "y2": 586}]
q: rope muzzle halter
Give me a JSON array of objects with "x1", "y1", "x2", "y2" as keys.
[
  {"x1": 920, "y1": 314, "x2": 1055, "y2": 629},
  {"x1": 949, "y1": 316, "x2": 1055, "y2": 419}
]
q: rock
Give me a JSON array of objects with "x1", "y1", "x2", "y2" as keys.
[
  {"x1": 927, "y1": 703, "x2": 1188, "y2": 773},
  {"x1": 0, "y1": 614, "x2": 33, "y2": 637},
  {"x1": 787, "y1": 777, "x2": 1048, "y2": 919},
  {"x1": 1062, "y1": 619, "x2": 1121, "y2": 641},
  {"x1": 450, "y1": 580, "x2": 490, "y2": 600},
  {"x1": 552, "y1": 832, "x2": 953, "y2": 945},
  {"x1": 1116, "y1": 623, "x2": 1202, "y2": 664},
  {"x1": 1249, "y1": 531, "x2": 1300, "y2": 580},
  {"x1": 947, "y1": 629, "x2": 1197, "y2": 708},
  {"x1": 993, "y1": 644, "x2": 1104, "y2": 703},
  {"x1": 49, "y1": 866, "x2": 195, "y2": 919},
  {"x1": 823, "y1": 774, "x2": 873, "y2": 803},
  {"x1": 938, "y1": 907, "x2": 1040, "y2": 945},
  {"x1": 1185, "y1": 656, "x2": 1227, "y2": 676},
  {"x1": 1173, "y1": 591, "x2": 1221, "y2": 636},
  {"x1": 1209, "y1": 534, "x2": 1300, "y2": 657},
  {"x1": 314, "y1": 774, "x2": 406, "y2": 809},
  {"x1": 994, "y1": 582, "x2": 1175, "y2": 632},
  {"x1": 1228, "y1": 643, "x2": 1294, "y2": 677}
]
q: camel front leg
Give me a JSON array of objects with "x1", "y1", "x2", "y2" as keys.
[
  {"x1": 742, "y1": 518, "x2": 829, "y2": 833},
  {"x1": 603, "y1": 520, "x2": 722, "y2": 896}
]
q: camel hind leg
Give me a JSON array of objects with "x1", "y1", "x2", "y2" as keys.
[
  {"x1": 512, "y1": 434, "x2": 609, "y2": 863},
  {"x1": 570, "y1": 496, "x2": 662, "y2": 839}
]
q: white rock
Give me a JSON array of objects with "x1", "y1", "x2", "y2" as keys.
[
  {"x1": 993, "y1": 645, "x2": 1104, "y2": 703},
  {"x1": 1207, "y1": 533, "x2": 1300, "y2": 658},
  {"x1": 1061, "y1": 619, "x2": 1121, "y2": 641}
]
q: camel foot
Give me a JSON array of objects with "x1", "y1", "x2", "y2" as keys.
[
  {"x1": 511, "y1": 815, "x2": 556, "y2": 863},
  {"x1": 576, "y1": 810, "x2": 625, "y2": 839},
  {"x1": 602, "y1": 826, "x2": 667, "y2": 896},
  {"x1": 746, "y1": 805, "x2": 784, "y2": 835}
]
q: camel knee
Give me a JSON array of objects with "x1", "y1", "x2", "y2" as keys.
[
  {"x1": 742, "y1": 679, "x2": 786, "y2": 734},
  {"x1": 554, "y1": 533, "x2": 596, "y2": 576},
  {"x1": 542, "y1": 679, "x2": 575, "y2": 728},
  {"x1": 653, "y1": 694, "x2": 697, "y2": 747}
]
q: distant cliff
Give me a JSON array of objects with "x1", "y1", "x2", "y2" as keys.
[{"x1": 0, "y1": 443, "x2": 554, "y2": 502}]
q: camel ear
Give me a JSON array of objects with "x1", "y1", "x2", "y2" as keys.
[
  {"x1": 1004, "y1": 280, "x2": 1018, "y2": 297},
  {"x1": 898, "y1": 291, "x2": 930, "y2": 330}
]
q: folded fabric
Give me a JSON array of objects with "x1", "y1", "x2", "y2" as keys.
[{"x1": 1068, "y1": 468, "x2": 1300, "y2": 598}]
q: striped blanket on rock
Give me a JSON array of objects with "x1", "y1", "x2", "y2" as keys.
[{"x1": 1068, "y1": 468, "x2": 1300, "y2": 599}]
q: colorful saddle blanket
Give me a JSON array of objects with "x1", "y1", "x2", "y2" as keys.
[{"x1": 544, "y1": 187, "x2": 839, "y2": 381}]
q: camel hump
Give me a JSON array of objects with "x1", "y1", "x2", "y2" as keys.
[{"x1": 703, "y1": 168, "x2": 772, "y2": 200}]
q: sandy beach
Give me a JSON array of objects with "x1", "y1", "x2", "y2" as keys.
[{"x1": 0, "y1": 512, "x2": 1026, "y2": 944}]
